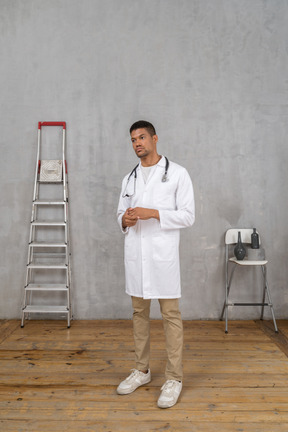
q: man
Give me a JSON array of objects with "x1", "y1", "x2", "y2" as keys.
[{"x1": 116, "y1": 120, "x2": 195, "y2": 408}]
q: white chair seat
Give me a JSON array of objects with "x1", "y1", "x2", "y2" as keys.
[{"x1": 229, "y1": 257, "x2": 268, "y2": 266}]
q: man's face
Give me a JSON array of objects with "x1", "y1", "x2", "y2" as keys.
[{"x1": 131, "y1": 128, "x2": 158, "y2": 159}]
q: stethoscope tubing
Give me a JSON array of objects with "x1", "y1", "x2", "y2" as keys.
[{"x1": 123, "y1": 156, "x2": 169, "y2": 198}]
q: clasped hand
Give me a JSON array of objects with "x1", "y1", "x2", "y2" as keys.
[{"x1": 122, "y1": 207, "x2": 159, "y2": 229}]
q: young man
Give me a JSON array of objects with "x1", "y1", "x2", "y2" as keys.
[{"x1": 116, "y1": 120, "x2": 195, "y2": 408}]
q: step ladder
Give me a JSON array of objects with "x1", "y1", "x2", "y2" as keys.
[{"x1": 21, "y1": 122, "x2": 72, "y2": 328}]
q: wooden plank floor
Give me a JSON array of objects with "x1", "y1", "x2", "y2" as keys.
[{"x1": 1, "y1": 319, "x2": 288, "y2": 431}]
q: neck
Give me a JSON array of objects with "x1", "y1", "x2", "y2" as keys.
[{"x1": 141, "y1": 154, "x2": 161, "y2": 167}]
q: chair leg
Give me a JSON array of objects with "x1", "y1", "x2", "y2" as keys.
[
  {"x1": 261, "y1": 266, "x2": 278, "y2": 333},
  {"x1": 220, "y1": 295, "x2": 226, "y2": 321},
  {"x1": 221, "y1": 263, "x2": 236, "y2": 333},
  {"x1": 224, "y1": 282, "x2": 228, "y2": 333},
  {"x1": 260, "y1": 270, "x2": 266, "y2": 320},
  {"x1": 220, "y1": 290, "x2": 229, "y2": 333},
  {"x1": 225, "y1": 306, "x2": 228, "y2": 334}
]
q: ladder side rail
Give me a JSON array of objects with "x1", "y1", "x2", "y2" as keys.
[
  {"x1": 65, "y1": 190, "x2": 72, "y2": 321},
  {"x1": 62, "y1": 128, "x2": 67, "y2": 202},
  {"x1": 29, "y1": 193, "x2": 39, "y2": 264},
  {"x1": 30, "y1": 201, "x2": 38, "y2": 241},
  {"x1": 65, "y1": 242, "x2": 72, "y2": 322},
  {"x1": 66, "y1": 203, "x2": 70, "y2": 245},
  {"x1": 65, "y1": 179, "x2": 72, "y2": 321},
  {"x1": 32, "y1": 128, "x2": 41, "y2": 202},
  {"x1": 64, "y1": 224, "x2": 68, "y2": 254},
  {"x1": 68, "y1": 260, "x2": 72, "y2": 321},
  {"x1": 65, "y1": 210, "x2": 69, "y2": 264},
  {"x1": 64, "y1": 200, "x2": 67, "y2": 223},
  {"x1": 65, "y1": 264, "x2": 71, "y2": 325},
  {"x1": 25, "y1": 125, "x2": 41, "y2": 311},
  {"x1": 27, "y1": 235, "x2": 33, "y2": 265},
  {"x1": 31, "y1": 182, "x2": 40, "y2": 223},
  {"x1": 25, "y1": 124, "x2": 40, "y2": 322},
  {"x1": 62, "y1": 127, "x2": 69, "y2": 268}
]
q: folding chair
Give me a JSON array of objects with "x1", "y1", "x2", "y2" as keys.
[{"x1": 220, "y1": 228, "x2": 278, "y2": 334}]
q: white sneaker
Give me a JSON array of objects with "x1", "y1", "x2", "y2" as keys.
[
  {"x1": 117, "y1": 369, "x2": 151, "y2": 395},
  {"x1": 157, "y1": 380, "x2": 182, "y2": 408}
]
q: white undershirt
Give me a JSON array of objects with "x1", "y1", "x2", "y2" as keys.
[{"x1": 141, "y1": 165, "x2": 153, "y2": 184}]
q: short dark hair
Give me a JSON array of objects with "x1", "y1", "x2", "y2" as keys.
[{"x1": 130, "y1": 120, "x2": 156, "y2": 137}]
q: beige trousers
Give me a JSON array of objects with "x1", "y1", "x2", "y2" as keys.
[{"x1": 131, "y1": 296, "x2": 183, "y2": 381}]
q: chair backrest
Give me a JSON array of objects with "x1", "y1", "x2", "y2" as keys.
[{"x1": 225, "y1": 228, "x2": 261, "y2": 245}]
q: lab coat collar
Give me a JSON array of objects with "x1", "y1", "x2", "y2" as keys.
[{"x1": 137, "y1": 155, "x2": 166, "y2": 171}]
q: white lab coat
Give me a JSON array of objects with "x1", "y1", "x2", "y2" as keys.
[{"x1": 117, "y1": 156, "x2": 195, "y2": 299}]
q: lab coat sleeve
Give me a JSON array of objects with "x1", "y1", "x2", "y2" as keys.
[
  {"x1": 117, "y1": 176, "x2": 130, "y2": 234},
  {"x1": 158, "y1": 168, "x2": 195, "y2": 230}
]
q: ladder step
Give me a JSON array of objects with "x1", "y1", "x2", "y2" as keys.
[
  {"x1": 31, "y1": 221, "x2": 66, "y2": 226},
  {"x1": 38, "y1": 180, "x2": 64, "y2": 184},
  {"x1": 33, "y1": 200, "x2": 66, "y2": 205},
  {"x1": 30, "y1": 254, "x2": 67, "y2": 258},
  {"x1": 25, "y1": 284, "x2": 68, "y2": 291},
  {"x1": 27, "y1": 263, "x2": 68, "y2": 269},
  {"x1": 29, "y1": 241, "x2": 67, "y2": 248},
  {"x1": 22, "y1": 305, "x2": 69, "y2": 314}
]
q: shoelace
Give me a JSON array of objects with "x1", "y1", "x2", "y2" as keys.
[
  {"x1": 161, "y1": 380, "x2": 177, "y2": 393},
  {"x1": 126, "y1": 369, "x2": 142, "y2": 382}
]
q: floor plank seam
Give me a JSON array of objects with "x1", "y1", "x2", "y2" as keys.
[
  {"x1": 0, "y1": 320, "x2": 20, "y2": 346},
  {"x1": 254, "y1": 320, "x2": 288, "y2": 358}
]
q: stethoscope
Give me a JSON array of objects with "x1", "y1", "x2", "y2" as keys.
[{"x1": 122, "y1": 156, "x2": 169, "y2": 198}]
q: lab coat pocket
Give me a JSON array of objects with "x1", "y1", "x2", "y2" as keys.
[
  {"x1": 124, "y1": 232, "x2": 138, "y2": 261},
  {"x1": 152, "y1": 182, "x2": 176, "y2": 210},
  {"x1": 152, "y1": 234, "x2": 177, "y2": 262}
]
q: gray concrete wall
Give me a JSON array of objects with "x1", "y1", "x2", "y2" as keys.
[{"x1": 0, "y1": 0, "x2": 288, "y2": 320}]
